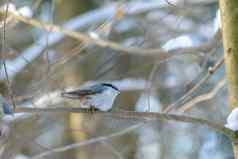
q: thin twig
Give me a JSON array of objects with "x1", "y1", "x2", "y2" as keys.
[
  {"x1": 1, "y1": 1, "x2": 17, "y2": 111},
  {"x1": 179, "y1": 78, "x2": 226, "y2": 112},
  {"x1": 101, "y1": 141, "x2": 124, "y2": 159},
  {"x1": 163, "y1": 56, "x2": 224, "y2": 113},
  {"x1": 146, "y1": 32, "x2": 221, "y2": 112},
  {"x1": 31, "y1": 123, "x2": 143, "y2": 159},
  {"x1": 26, "y1": 14, "x2": 117, "y2": 95}
]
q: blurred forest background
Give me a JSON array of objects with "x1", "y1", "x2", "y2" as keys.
[{"x1": 0, "y1": 0, "x2": 232, "y2": 159}]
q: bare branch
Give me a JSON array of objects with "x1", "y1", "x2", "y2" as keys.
[
  {"x1": 163, "y1": 56, "x2": 224, "y2": 113},
  {"x1": 32, "y1": 123, "x2": 143, "y2": 159},
  {"x1": 179, "y1": 78, "x2": 226, "y2": 112},
  {"x1": 14, "y1": 107, "x2": 235, "y2": 138},
  {"x1": 1, "y1": 2, "x2": 17, "y2": 112},
  {"x1": 0, "y1": 2, "x2": 220, "y2": 80},
  {"x1": 24, "y1": 109, "x2": 235, "y2": 159},
  {"x1": 101, "y1": 141, "x2": 124, "y2": 159},
  {"x1": 6, "y1": 11, "x2": 200, "y2": 58}
]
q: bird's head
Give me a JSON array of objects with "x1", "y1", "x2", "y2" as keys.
[{"x1": 99, "y1": 83, "x2": 120, "y2": 97}]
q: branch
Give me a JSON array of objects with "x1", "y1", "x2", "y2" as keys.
[
  {"x1": 20, "y1": 107, "x2": 235, "y2": 158},
  {"x1": 14, "y1": 107, "x2": 235, "y2": 139},
  {"x1": 8, "y1": 11, "x2": 201, "y2": 57},
  {"x1": 5, "y1": 6, "x2": 222, "y2": 57},
  {"x1": 179, "y1": 78, "x2": 226, "y2": 112},
  {"x1": 163, "y1": 56, "x2": 224, "y2": 113},
  {"x1": 0, "y1": 2, "x2": 171, "y2": 80},
  {"x1": 31, "y1": 123, "x2": 143, "y2": 159}
]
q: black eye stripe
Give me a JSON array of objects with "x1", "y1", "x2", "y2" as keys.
[{"x1": 101, "y1": 83, "x2": 119, "y2": 91}]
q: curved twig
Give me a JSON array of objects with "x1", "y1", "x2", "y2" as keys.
[
  {"x1": 163, "y1": 56, "x2": 224, "y2": 113},
  {"x1": 179, "y1": 78, "x2": 226, "y2": 112}
]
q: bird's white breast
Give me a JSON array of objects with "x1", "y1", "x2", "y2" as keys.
[{"x1": 80, "y1": 89, "x2": 119, "y2": 111}]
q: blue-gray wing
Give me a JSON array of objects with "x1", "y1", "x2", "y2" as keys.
[{"x1": 61, "y1": 84, "x2": 105, "y2": 98}]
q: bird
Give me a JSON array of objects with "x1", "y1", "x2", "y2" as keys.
[{"x1": 61, "y1": 83, "x2": 120, "y2": 112}]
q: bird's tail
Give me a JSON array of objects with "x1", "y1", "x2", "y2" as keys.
[{"x1": 61, "y1": 91, "x2": 81, "y2": 99}]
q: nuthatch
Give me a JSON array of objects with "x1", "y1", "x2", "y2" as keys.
[{"x1": 61, "y1": 83, "x2": 120, "y2": 111}]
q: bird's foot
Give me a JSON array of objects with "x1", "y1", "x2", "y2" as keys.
[{"x1": 88, "y1": 106, "x2": 99, "y2": 114}]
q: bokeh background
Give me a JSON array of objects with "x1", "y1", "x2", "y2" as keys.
[{"x1": 0, "y1": 0, "x2": 232, "y2": 159}]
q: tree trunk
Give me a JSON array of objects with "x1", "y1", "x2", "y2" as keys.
[{"x1": 219, "y1": 0, "x2": 238, "y2": 158}]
